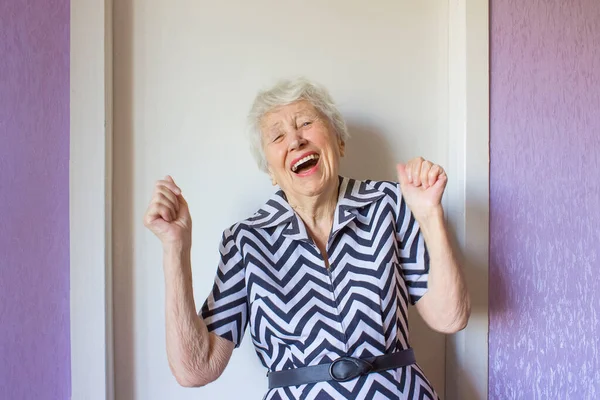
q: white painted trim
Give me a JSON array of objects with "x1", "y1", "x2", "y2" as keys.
[
  {"x1": 70, "y1": 0, "x2": 114, "y2": 399},
  {"x1": 445, "y1": 0, "x2": 490, "y2": 399},
  {"x1": 104, "y1": 0, "x2": 115, "y2": 397}
]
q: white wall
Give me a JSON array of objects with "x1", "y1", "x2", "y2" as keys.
[{"x1": 113, "y1": 1, "x2": 450, "y2": 399}]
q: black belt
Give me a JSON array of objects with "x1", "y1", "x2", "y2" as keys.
[{"x1": 267, "y1": 348, "x2": 416, "y2": 389}]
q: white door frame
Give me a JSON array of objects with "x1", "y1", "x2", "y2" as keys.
[
  {"x1": 70, "y1": 0, "x2": 113, "y2": 399},
  {"x1": 445, "y1": 0, "x2": 489, "y2": 399},
  {"x1": 69, "y1": 1, "x2": 489, "y2": 399}
]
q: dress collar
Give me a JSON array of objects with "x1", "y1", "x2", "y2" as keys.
[{"x1": 248, "y1": 176, "x2": 386, "y2": 243}]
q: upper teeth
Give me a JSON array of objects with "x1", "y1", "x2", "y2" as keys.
[{"x1": 292, "y1": 154, "x2": 319, "y2": 172}]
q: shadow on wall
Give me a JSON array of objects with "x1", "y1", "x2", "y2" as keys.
[
  {"x1": 448, "y1": 199, "x2": 497, "y2": 320},
  {"x1": 340, "y1": 121, "x2": 398, "y2": 182}
]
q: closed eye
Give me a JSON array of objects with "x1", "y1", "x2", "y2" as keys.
[{"x1": 272, "y1": 134, "x2": 284, "y2": 143}]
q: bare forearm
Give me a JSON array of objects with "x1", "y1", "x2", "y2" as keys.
[
  {"x1": 163, "y1": 245, "x2": 227, "y2": 386},
  {"x1": 416, "y1": 208, "x2": 470, "y2": 333}
]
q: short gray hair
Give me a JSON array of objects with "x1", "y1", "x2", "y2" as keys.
[{"x1": 247, "y1": 77, "x2": 349, "y2": 173}]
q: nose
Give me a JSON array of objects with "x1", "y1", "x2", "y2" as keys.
[{"x1": 288, "y1": 130, "x2": 307, "y2": 151}]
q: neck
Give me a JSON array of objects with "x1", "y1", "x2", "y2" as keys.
[{"x1": 287, "y1": 181, "x2": 339, "y2": 229}]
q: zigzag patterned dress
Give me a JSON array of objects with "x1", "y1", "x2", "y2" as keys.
[{"x1": 201, "y1": 177, "x2": 440, "y2": 400}]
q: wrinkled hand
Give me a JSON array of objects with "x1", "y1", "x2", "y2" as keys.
[
  {"x1": 143, "y1": 176, "x2": 192, "y2": 248},
  {"x1": 396, "y1": 157, "x2": 447, "y2": 222}
]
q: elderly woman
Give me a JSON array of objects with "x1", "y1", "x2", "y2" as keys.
[{"x1": 143, "y1": 78, "x2": 470, "y2": 399}]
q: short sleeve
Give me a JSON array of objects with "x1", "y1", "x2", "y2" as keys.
[
  {"x1": 394, "y1": 183, "x2": 430, "y2": 305},
  {"x1": 200, "y1": 227, "x2": 248, "y2": 347}
]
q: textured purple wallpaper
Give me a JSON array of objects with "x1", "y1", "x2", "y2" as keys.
[
  {"x1": 0, "y1": 0, "x2": 70, "y2": 399},
  {"x1": 490, "y1": 0, "x2": 600, "y2": 398}
]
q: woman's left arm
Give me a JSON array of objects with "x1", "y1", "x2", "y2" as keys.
[
  {"x1": 414, "y1": 206, "x2": 470, "y2": 333},
  {"x1": 397, "y1": 158, "x2": 471, "y2": 334}
]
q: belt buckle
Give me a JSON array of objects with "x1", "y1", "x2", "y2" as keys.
[{"x1": 328, "y1": 356, "x2": 373, "y2": 382}]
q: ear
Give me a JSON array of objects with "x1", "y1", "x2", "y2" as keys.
[{"x1": 338, "y1": 138, "x2": 346, "y2": 157}]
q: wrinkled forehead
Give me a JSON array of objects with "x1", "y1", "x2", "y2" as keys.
[{"x1": 260, "y1": 100, "x2": 320, "y2": 131}]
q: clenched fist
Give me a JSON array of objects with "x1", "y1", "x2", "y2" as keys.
[
  {"x1": 143, "y1": 176, "x2": 192, "y2": 248},
  {"x1": 396, "y1": 157, "x2": 447, "y2": 223}
]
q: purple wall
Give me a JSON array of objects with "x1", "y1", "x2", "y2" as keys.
[
  {"x1": 490, "y1": 0, "x2": 600, "y2": 398},
  {"x1": 0, "y1": 1, "x2": 70, "y2": 399}
]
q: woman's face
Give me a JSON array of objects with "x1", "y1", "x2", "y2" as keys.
[{"x1": 260, "y1": 100, "x2": 345, "y2": 200}]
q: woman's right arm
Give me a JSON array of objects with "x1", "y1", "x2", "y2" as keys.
[
  {"x1": 144, "y1": 176, "x2": 234, "y2": 387},
  {"x1": 163, "y1": 243, "x2": 234, "y2": 387}
]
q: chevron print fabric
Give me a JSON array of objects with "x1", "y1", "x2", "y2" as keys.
[{"x1": 201, "y1": 177, "x2": 439, "y2": 399}]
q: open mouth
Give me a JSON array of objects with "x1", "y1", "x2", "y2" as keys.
[{"x1": 291, "y1": 153, "x2": 320, "y2": 174}]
